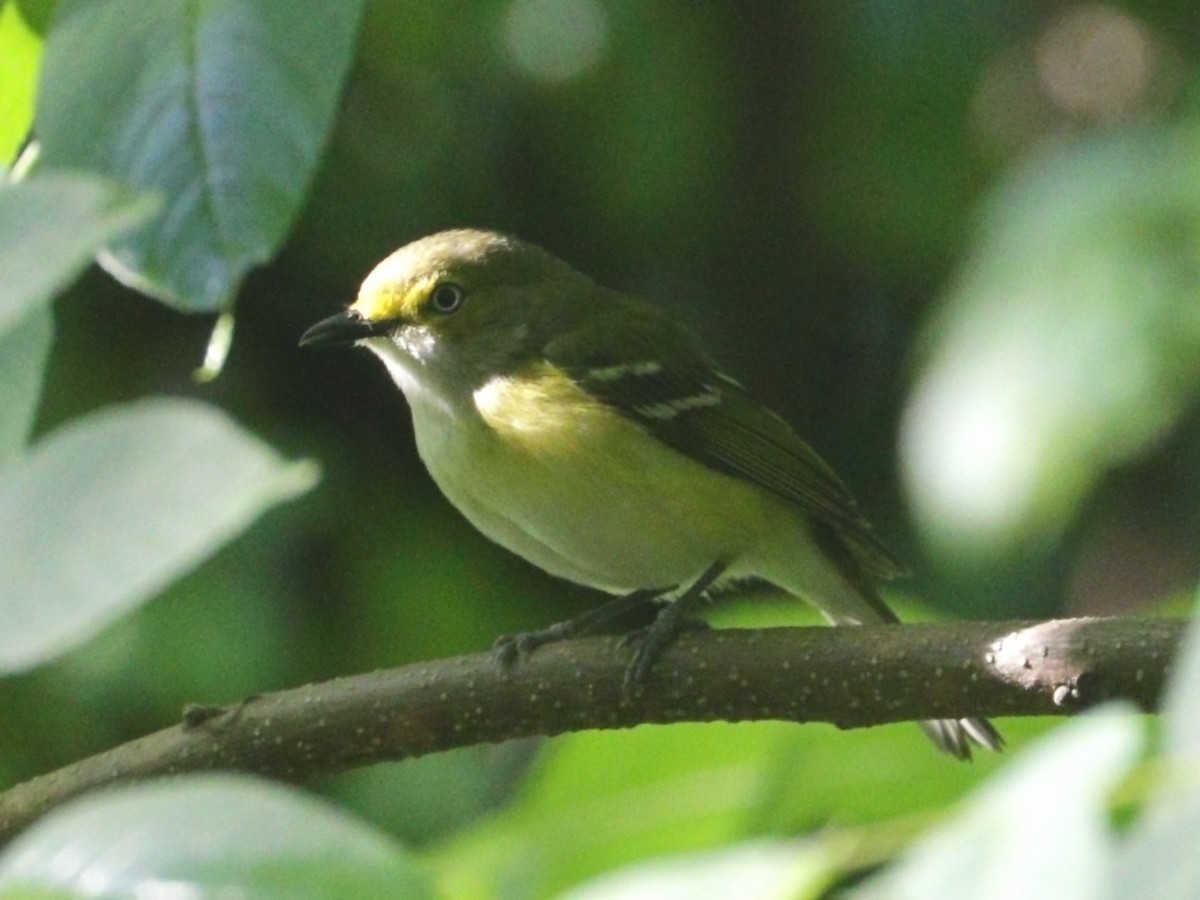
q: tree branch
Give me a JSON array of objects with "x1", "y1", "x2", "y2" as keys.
[{"x1": 0, "y1": 616, "x2": 1185, "y2": 844}]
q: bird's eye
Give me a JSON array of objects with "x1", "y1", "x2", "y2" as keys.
[{"x1": 429, "y1": 283, "x2": 465, "y2": 314}]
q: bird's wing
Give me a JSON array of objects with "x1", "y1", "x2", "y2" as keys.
[{"x1": 544, "y1": 303, "x2": 908, "y2": 580}]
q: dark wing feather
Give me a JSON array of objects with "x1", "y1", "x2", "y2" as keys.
[{"x1": 544, "y1": 302, "x2": 908, "y2": 580}]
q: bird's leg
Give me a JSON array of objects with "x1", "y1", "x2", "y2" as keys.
[
  {"x1": 494, "y1": 586, "x2": 667, "y2": 666},
  {"x1": 624, "y1": 560, "x2": 728, "y2": 691}
]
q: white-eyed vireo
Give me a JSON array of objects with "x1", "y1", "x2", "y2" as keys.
[{"x1": 300, "y1": 229, "x2": 1001, "y2": 759}]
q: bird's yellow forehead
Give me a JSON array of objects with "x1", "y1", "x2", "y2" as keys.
[{"x1": 351, "y1": 255, "x2": 442, "y2": 323}]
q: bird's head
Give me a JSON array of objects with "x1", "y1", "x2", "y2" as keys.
[{"x1": 300, "y1": 229, "x2": 588, "y2": 402}]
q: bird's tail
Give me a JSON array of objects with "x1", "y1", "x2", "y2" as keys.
[
  {"x1": 762, "y1": 524, "x2": 1004, "y2": 760},
  {"x1": 919, "y1": 716, "x2": 1004, "y2": 760},
  {"x1": 826, "y1": 605, "x2": 1004, "y2": 760}
]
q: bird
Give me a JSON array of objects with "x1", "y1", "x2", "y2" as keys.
[{"x1": 300, "y1": 228, "x2": 1002, "y2": 759}]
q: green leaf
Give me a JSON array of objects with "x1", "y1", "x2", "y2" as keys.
[
  {"x1": 1113, "y1": 780, "x2": 1200, "y2": 900},
  {"x1": 0, "y1": 305, "x2": 51, "y2": 461},
  {"x1": 433, "y1": 723, "x2": 788, "y2": 898},
  {"x1": 1111, "y1": 603, "x2": 1200, "y2": 899},
  {"x1": 560, "y1": 840, "x2": 836, "y2": 900},
  {"x1": 431, "y1": 715, "x2": 1002, "y2": 899},
  {"x1": 10, "y1": 0, "x2": 55, "y2": 34},
  {"x1": 858, "y1": 709, "x2": 1140, "y2": 900},
  {"x1": 0, "y1": 174, "x2": 156, "y2": 335},
  {"x1": 0, "y1": 398, "x2": 319, "y2": 672},
  {"x1": 0, "y1": 775, "x2": 434, "y2": 899},
  {"x1": 0, "y1": 0, "x2": 41, "y2": 166},
  {"x1": 901, "y1": 126, "x2": 1200, "y2": 560},
  {"x1": 36, "y1": 0, "x2": 366, "y2": 312},
  {"x1": 1159, "y1": 588, "x2": 1200, "y2": 759}
]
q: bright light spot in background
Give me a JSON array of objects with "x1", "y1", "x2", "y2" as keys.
[
  {"x1": 901, "y1": 345, "x2": 1043, "y2": 550},
  {"x1": 504, "y1": 0, "x2": 608, "y2": 83},
  {"x1": 901, "y1": 274, "x2": 1171, "y2": 559},
  {"x1": 970, "y1": 4, "x2": 1179, "y2": 159},
  {"x1": 1036, "y1": 5, "x2": 1155, "y2": 121}
]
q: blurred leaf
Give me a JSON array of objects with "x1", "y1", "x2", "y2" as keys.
[
  {"x1": 0, "y1": 398, "x2": 319, "y2": 672},
  {"x1": 1160, "y1": 586, "x2": 1200, "y2": 759},
  {"x1": 1113, "y1": 758, "x2": 1200, "y2": 899},
  {"x1": 327, "y1": 741, "x2": 540, "y2": 848},
  {"x1": 0, "y1": 174, "x2": 155, "y2": 335},
  {"x1": 901, "y1": 126, "x2": 1200, "y2": 560},
  {"x1": 36, "y1": 0, "x2": 365, "y2": 312},
  {"x1": 0, "y1": 306, "x2": 50, "y2": 461},
  {"x1": 431, "y1": 717, "x2": 1001, "y2": 899},
  {"x1": 0, "y1": 775, "x2": 434, "y2": 899},
  {"x1": 431, "y1": 724, "x2": 793, "y2": 899},
  {"x1": 857, "y1": 709, "x2": 1140, "y2": 900},
  {"x1": 11, "y1": 0, "x2": 53, "y2": 33},
  {"x1": 560, "y1": 839, "x2": 835, "y2": 900},
  {"x1": 1110, "y1": 597, "x2": 1200, "y2": 899},
  {"x1": 0, "y1": 0, "x2": 41, "y2": 165}
]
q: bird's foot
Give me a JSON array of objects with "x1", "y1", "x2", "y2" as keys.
[
  {"x1": 620, "y1": 614, "x2": 710, "y2": 693},
  {"x1": 493, "y1": 623, "x2": 571, "y2": 667},
  {"x1": 493, "y1": 587, "x2": 664, "y2": 668}
]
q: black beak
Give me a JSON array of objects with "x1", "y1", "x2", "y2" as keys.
[{"x1": 299, "y1": 310, "x2": 382, "y2": 348}]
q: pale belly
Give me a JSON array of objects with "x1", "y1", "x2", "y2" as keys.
[{"x1": 408, "y1": 380, "x2": 797, "y2": 595}]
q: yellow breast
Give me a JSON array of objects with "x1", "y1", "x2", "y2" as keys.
[{"x1": 408, "y1": 363, "x2": 794, "y2": 593}]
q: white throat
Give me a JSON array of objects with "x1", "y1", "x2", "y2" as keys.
[{"x1": 359, "y1": 333, "x2": 476, "y2": 421}]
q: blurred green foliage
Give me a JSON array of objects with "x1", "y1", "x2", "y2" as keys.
[
  {"x1": 0, "y1": 775, "x2": 436, "y2": 898},
  {"x1": 0, "y1": 2, "x2": 38, "y2": 164},
  {"x1": 3, "y1": 0, "x2": 1200, "y2": 896}
]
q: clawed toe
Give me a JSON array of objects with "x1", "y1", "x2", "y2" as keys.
[
  {"x1": 493, "y1": 634, "x2": 519, "y2": 667},
  {"x1": 493, "y1": 587, "x2": 666, "y2": 671},
  {"x1": 620, "y1": 616, "x2": 710, "y2": 693},
  {"x1": 493, "y1": 631, "x2": 544, "y2": 667},
  {"x1": 492, "y1": 571, "x2": 720, "y2": 693}
]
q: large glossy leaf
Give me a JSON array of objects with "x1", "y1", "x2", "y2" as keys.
[
  {"x1": 36, "y1": 0, "x2": 365, "y2": 311},
  {"x1": 0, "y1": 775, "x2": 433, "y2": 899},
  {"x1": 0, "y1": 174, "x2": 155, "y2": 335},
  {"x1": 0, "y1": 174, "x2": 153, "y2": 462},
  {"x1": 0, "y1": 398, "x2": 318, "y2": 672},
  {"x1": 858, "y1": 710, "x2": 1139, "y2": 900}
]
